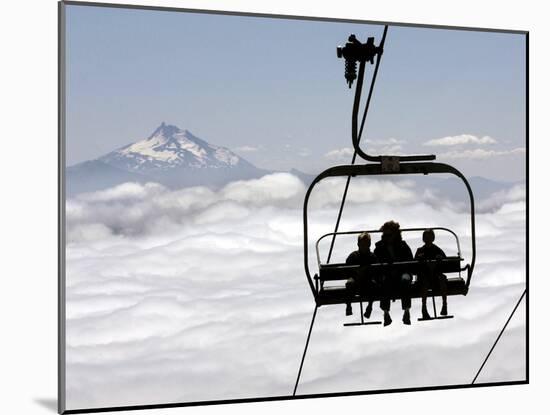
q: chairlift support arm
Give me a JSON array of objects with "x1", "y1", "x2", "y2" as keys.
[{"x1": 337, "y1": 31, "x2": 436, "y2": 163}]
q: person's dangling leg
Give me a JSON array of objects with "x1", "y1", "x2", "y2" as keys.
[
  {"x1": 400, "y1": 273, "x2": 412, "y2": 325},
  {"x1": 364, "y1": 300, "x2": 373, "y2": 319},
  {"x1": 419, "y1": 273, "x2": 431, "y2": 319},
  {"x1": 438, "y1": 274, "x2": 448, "y2": 316},
  {"x1": 361, "y1": 278, "x2": 374, "y2": 319},
  {"x1": 379, "y1": 276, "x2": 392, "y2": 326},
  {"x1": 345, "y1": 278, "x2": 356, "y2": 316},
  {"x1": 381, "y1": 299, "x2": 392, "y2": 326}
]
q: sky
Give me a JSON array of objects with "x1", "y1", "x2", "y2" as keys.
[
  {"x1": 65, "y1": 4, "x2": 526, "y2": 181},
  {"x1": 65, "y1": 174, "x2": 526, "y2": 409}
]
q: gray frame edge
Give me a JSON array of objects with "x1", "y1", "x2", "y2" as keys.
[
  {"x1": 58, "y1": 1, "x2": 67, "y2": 413},
  {"x1": 62, "y1": 0, "x2": 528, "y2": 34}
]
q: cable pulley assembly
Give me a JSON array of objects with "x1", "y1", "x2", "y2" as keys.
[{"x1": 337, "y1": 34, "x2": 383, "y2": 88}]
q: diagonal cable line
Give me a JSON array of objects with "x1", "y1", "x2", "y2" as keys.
[{"x1": 472, "y1": 288, "x2": 527, "y2": 384}]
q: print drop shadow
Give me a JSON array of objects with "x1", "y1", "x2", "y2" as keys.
[{"x1": 34, "y1": 398, "x2": 57, "y2": 412}]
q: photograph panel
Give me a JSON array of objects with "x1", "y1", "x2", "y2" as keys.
[{"x1": 61, "y1": 2, "x2": 527, "y2": 411}]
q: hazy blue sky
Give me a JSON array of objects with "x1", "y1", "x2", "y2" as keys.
[{"x1": 66, "y1": 4, "x2": 526, "y2": 181}]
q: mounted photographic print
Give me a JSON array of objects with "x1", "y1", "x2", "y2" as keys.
[{"x1": 59, "y1": 1, "x2": 528, "y2": 413}]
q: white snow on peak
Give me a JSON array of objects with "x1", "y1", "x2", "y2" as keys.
[
  {"x1": 103, "y1": 124, "x2": 245, "y2": 171},
  {"x1": 214, "y1": 147, "x2": 240, "y2": 166},
  {"x1": 177, "y1": 134, "x2": 207, "y2": 160},
  {"x1": 121, "y1": 134, "x2": 178, "y2": 162}
]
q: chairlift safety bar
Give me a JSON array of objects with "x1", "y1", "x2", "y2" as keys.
[{"x1": 315, "y1": 227, "x2": 463, "y2": 270}]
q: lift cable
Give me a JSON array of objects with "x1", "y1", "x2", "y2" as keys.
[
  {"x1": 292, "y1": 306, "x2": 318, "y2": 396},
  {"x1": 293, "y1": 27, "x2": 389, "y2": 398},
  {"x1": 471, "y1": 288, "x2": 526, "y2": 384},
  {"x1": 326, "y1": 25, "x2": 388, "y2": 265}
]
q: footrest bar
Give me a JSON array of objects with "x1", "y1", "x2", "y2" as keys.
[
  {"x1": 417, "y1": 315, "x2": 454, "y2": 321},
  {"x1": 343, "y1": 321, "x2": 382, "y2": 326}
]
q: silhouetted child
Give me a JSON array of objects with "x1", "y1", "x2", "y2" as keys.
[
  {"x1": 415, "y1": 229, "x2": 448, "y2": 318},
  {"x1": 345, "y1": 232, "x2": 377, "y2": 318}
]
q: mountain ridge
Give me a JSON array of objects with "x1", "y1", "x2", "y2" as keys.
[
  {"x1": 97, "y1": 122, "x2": 254, "y2": 172},
  {"x1": 67, "y1": 123, "x2": 269, "y2": 195}
]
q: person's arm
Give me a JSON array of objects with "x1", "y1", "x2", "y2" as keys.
[
  {"x1": 346, "y1": 252, "x2": 362, "y2": 280},
  {"x1": 370, "y1": 251, "x2": 378, "y2": 264},
  {"x1": 403, "y1": 242, "x2": 414, "y2": 260},
  {"x1": 373, "y1": 245, "x2": 382, "y2": 261},
  {"x1": 346, "y1": 252, "x2": 357, "y2": 265}
]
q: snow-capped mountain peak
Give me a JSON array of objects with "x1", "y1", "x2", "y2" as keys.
[
  {"x1": 99, "y1": 123, "x2": 244, "y2": 172},
  {"x1": 67, "y1": 122, "x2": 268, "y2": 195}
]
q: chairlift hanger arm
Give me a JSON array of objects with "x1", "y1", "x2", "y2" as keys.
[{"x1": 337, "y1": 29, "x2": 436, "y2": 163}]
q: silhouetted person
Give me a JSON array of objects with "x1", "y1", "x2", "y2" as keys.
[
  {"x1": 345, "y1": 232, "x2": 378, "y2": 318},
  {"x1": 374, "y1": 220, "x2": 413, "y2": 326},
  {"x1": 415, "y1": 229, "x2": 449, "y2": 318}
]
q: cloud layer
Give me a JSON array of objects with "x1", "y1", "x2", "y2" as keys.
[
  {"x1": 234, "y1": 145, "x2": 260, "y2": 153},
  {"x1": 439, "y1": 147, "x2": 526, "y2": 160},
  {"x1": 323, "y1": 134, "x2": 525, "y2": 165},
  {"x1": 65, "y1": 174, "x2": 526, "y2": 410},
  {"x1": 324, "y1": 147, "x2": 354, "y2": 161},
  {"x1": 424, "y1": 134, "x2": 497, "y2": 146},
  {"x1": 324, "y1": 139, "x2": 405, "y2": 162}
]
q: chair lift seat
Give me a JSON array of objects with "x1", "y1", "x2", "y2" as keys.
[{"x1": 316, "y1": 256, "x2": 467, "y2": 306}]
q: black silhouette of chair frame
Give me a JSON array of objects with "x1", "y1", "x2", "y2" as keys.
[{"x1": 302, "y1": 162, "x2": 476, "y2": 313}]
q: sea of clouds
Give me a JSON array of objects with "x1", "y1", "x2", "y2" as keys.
[{"x1": 65, "y1": 173, "x2": 526, "y2": 409}]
